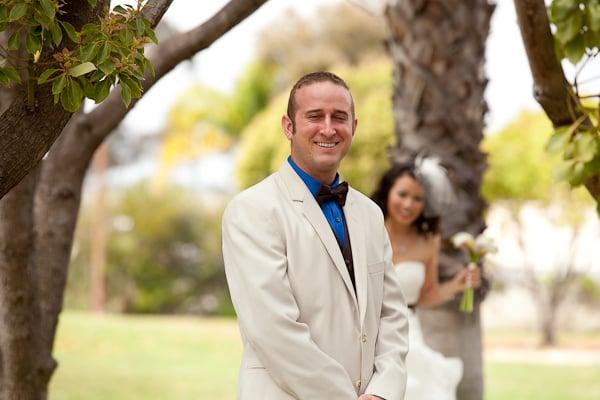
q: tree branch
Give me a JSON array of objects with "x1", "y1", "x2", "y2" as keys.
[
  {"x1": 79, "y1": 0, "x2": 269, "y2": 154},
  {"x1": 142, "y1": 0, "x2": 175, "y2": 27},
  {"x1": 0, "y1": 1, "x2": 112, "y2": 200},
  {"x1": 514, "y1": 0, "x2": 600, "y2": 199}
]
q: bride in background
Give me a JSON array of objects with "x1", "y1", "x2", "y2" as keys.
[{"x1": 372, "y1": 157, "x2": 480, "y2": 400}]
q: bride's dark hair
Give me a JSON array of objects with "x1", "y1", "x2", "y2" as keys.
[{"x1": 371, "y1": 161, "x2": 440, "y2": 237}]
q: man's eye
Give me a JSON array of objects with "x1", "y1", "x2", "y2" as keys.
[{"x1": 334, "y1": 114, "x2": 348, "y2": 121}]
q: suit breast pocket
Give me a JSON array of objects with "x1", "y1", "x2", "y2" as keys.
[
  {"x1": 367, "y1": 261, "x2": 385, "y2": 314},
  {"x1": 367, "y1": 261, "x2": 385, "y2": 275}
]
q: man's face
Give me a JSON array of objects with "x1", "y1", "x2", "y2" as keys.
[{"x1": 281, "y1": 81, "x2": 357, "y2": 184}]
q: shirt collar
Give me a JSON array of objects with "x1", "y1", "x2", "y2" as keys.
[{"x1": 287, "y1": 156, "x2": 340, "y2": 197}]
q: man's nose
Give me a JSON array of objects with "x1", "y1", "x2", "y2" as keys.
[{"x1": 322, "y1": 116, "x2": 336, "y2": 135}]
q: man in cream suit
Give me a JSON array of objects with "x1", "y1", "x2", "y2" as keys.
[{"x1": 222, "y1": 72, "x2": 409, "y2": 399}]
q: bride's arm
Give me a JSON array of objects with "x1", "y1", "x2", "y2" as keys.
[{"x1": 417, "y1": 235, "x2": 477, "y2": 307}]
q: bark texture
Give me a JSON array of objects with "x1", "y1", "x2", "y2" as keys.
[
  {"x1": 385, "y1": 1, "x2": 495, "y2": 399},
  {"x1": 0, "y1": 169, "x2": 50, "y2": 400},
  {"x1": 0, "y1": 0, "x2": 268, "y2": 398},
  {"x1": 514, "y1": 0, "x2": 600, "y2": 198},
  {"x1": 0, "y1": 0, "x2": 173, "y2": 200}
]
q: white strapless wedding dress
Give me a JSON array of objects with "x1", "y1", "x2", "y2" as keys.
[{"x1": 395, "y1": 261, "x2": 463, "y2": 400}]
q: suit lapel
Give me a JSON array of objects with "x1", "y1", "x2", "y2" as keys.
[
  {"x1": 344, "y1": 192, "x2": 368, "y2": 326},
  {"x1": 278, "y1": 162, "x2": 358, "y2": 306}
]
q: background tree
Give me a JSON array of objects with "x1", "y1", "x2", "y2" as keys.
[
  {"x1": 67, "y1": 183, "x2": 227, "y2": 315},
  {"x1": 0, "y1": 1, "x2": 268, "y2": 398},
  {"x1": 482, "y1": 110, "x2": 596, "y2": 346},
  {"x1": 514, "y1": 0, "x2": 600, "y2": 207},
  {"x1": 383, "y1": 1, "x2": 495, "y2": 399}
]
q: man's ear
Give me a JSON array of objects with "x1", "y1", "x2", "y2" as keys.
[
  {"x1": 352, "y1": 118, "x2": 358, "y2": 136},
  {"x1": 282, "y1": 115, "x2": 294, "y2": 140}
]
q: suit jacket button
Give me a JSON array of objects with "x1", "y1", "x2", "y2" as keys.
[
  {"x1": 361, "y1": 334, "x2": 367, "y2": 343},
  {"x1": 355, "y1": 380, "x2": 361, "y2": 390}
]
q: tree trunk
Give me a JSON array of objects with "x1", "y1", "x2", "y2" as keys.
[
  {"x1": 385, "y1": 1, "x2": 494, "y2": 399},
  {"x1": 0, "y1": 1, "x2": 269, "y2": 398},
  {"x1": 540, "y1": 299, "x2": 556, "y2": 347},
  {"x1": 0, "y1": 169, "x2": 53, "y2": 400}
]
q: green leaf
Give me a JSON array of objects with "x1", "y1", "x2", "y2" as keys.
[
  {"x1": 568, "y1": 161, "x2": 587, "y2": 186},
  {"x1": 50, "y1": 21, "x2": 62, "y2": 47},
  {"x1": 583, "y1": 29, "x2": 600, "y2": 49},
  {"x1": 564, "y1": 35, "x2": 586, "y2": 64},
  {"x1": 7, "y1": 31, "x2": 20, "y2": 51},
  {"x1": 144, "y1": 58, "x2": 155, "y2": 78},
  {"x1": 32, "y1": 7, "x2": 52, "y2": 28},
  {"x1": 40, "y1": 0, "x2": 55, "y2": 21},
  {"x1": 68, "y1": 62, "x2": 97, "y2": 77},
  {"x1": 550, "y1": 0, "x2": 578, "y2": 23},
  {"x1": 135, "y1": 17, "x2": 145, "y2": 36},
  {"x1": 61, "y1": 79, "x2": 83, "y2": 112},
  {"x1": 145, "y1": 25, "x2": 158, "y2": 44},
  {"x1": 554, "y1": 160, "x2": 575, "y2": 182},
  {"x1": 555, "y1": 10, "x2": 583, "y2": 44},
  {"x1": 37, "y1": 68, "x2": 61, "y2": 84},
  {"x1": 79, "y1": 77, "x2": 95, "y2": 99},
  {"x1": 60, "y1": 20, "x2": 78, "y2": 43},
  {"x1": 94, "y1": 78, "x2": 111, "y2": 103},
  {"x1": 113, "y1": 5, "x2": 127, "y2": 15},
  {"x1": 99, "y1": 60, "x2": 115, "y2": 75},
  {"x1": 554, "y1": 36, "x2": 566, "y2": 60},
  {"x1": 8, "y1": 3, "x2": 27, "y2": 22},
  {"x1": 120, "y1": 76, "x2": 141, "y2": 98},
  {"x1": 0, "y1": 6, "x2": 8, "y2": 23},
  {"x1": 120, "y1": 82, "x2": 131, "y2": 107},
  {"x1": 25, "y1": 31, "x2": 42, "y2": 55},
  {"x1": 52, "y1": 74, "x2": 66, "y2": 95},
  {"x1": 573, "y1": 132, "x2": 597, "y2": 162},
  {"x1": 79, "y1": 42, "x2": 98, "y2": 62},
  {"x1": 0, "y1": 70, "x2": 9, "y2": 86},
  {"x1": 588, "y1": 3, "x2": 600, "y2": 31},
  {"x1": 0, "y1": 67, "x2": 21, "y2": 84},
  {"x1": 87, "y1": 0, "x2": 98, "y2": 8},
  {"x1": 546, "y1": 126, "x2": 570, "y2": 152},
  {"x1": 97, "y1": 43, "x2": 111, "y2": 64}
]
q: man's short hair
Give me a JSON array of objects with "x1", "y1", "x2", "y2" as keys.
[{"x1": 286, "y1": 71, "x2": 355, "y2": 123}]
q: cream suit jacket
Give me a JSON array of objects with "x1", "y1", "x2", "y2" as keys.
[{"x1": 222, "y1": 161, "x2": 409, "y2": 400}]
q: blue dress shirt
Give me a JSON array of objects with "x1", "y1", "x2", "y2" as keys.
[{"x1": 288, "y1": 156, "x2": 346, "y2": 246}]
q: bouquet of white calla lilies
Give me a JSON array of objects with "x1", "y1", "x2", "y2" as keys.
[{"x1": 451, "y1": 231, "x2": 497, "y2": 313}]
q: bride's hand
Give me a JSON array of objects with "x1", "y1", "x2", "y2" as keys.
[{"x1": 452, "y1": 267, "x2": 481, "y2": 292}]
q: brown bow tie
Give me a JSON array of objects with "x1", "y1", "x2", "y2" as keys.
[{"x1": 316, "y1": 181, "x2": 349, "y2": 206}]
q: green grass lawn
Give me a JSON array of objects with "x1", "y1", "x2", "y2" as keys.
[{"x1": 50, "y1": 311, "x2": 600, "y2": 400}]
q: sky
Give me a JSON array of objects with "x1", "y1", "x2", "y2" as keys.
[{"x1": 120, "y1": 0, "x2": 541, "y2": 136}]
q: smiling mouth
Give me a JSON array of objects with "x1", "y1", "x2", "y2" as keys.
[{"x1": 315, "y1": 142, "x2": 338, "y2": 148}]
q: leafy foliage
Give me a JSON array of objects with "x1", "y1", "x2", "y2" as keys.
[
  {"x1": 154, "y1": 60, "x2": 277, "y2": 189},
  {"x1": 482, "y1": 111, "x2": 593, "y2": 206},
  {"x1": 547, "y1": 0, "x2": 600, "y2": 208},
  {"x1": 0, "y1": 0, "x2": 157, "y2": 111},
  {"x1": 67, "y1": 183, "x2": 228, "y2": 315},
  {"x1": 482, "y1": 112, "x2": 557, "y2": 202}
]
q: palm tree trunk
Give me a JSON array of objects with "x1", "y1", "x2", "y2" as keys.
[{"x1": 385, "y1": 1, "x2": 495, "y2": 399}]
